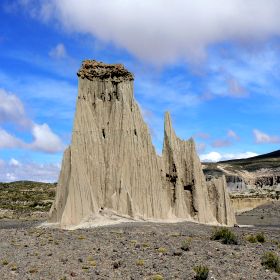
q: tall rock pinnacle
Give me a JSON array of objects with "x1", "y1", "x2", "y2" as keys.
[{"x1": 49, "y1": 60, "x2": 236, "y2": 228}]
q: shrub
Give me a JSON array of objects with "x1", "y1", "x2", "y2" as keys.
[
  {"x1": 136, "y1": 259, "x2": 145, "y2": 266},
  {"x1": 157, "y1": 247, "x2": 167, "y2": 254},
  {"x1": 152, "y1": 275, "x2": 164, "y2": 280},
  {"x1": 10, "y1": 264, "x2": 17, "y2": 271},
  {"x1": 256, "y1": 232, "x2": 265, "y2": 243},
  {"x1": 181, "y1": 238, "x2": 192, "y2": 251},
  {"x1": 2, "y1": 259, "x2": 9, "y2": 265},
  {"x1": 193, "y1": 265, "x2": 209, "y2": 280},
  {"x1": 245, "y1": 234, "x2": 257, "y2": 243},
  {"x1": 261, "y1": 252, "x2": 280, "y2": 273},
  {"x1": 211, "y1": 227, "x2": 238, "y2": 245},
  {"x1": 245, "y1": 233, "x2": 265, "y2": 243}
]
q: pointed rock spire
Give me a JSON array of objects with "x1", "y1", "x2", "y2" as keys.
[{"x1": 49, "y1": 60, "x2": 236, "y2": 228}]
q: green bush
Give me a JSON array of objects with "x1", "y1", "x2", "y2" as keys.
[
  {"x1": 193, "y1": 265, "x2": 209, "y2": 280},
  {"x1": 245, "y1": 232, "x2": 265, "y2": 243},
  {"x1": 261, "y1": 252, "x2": 280, "y2": 274},
  {"x1": 211, "y1": 227, "x2": 238, "y2": 245},
  {"x1": 245, "y1": 234, "x2": 257, "y2": 243},
  {"x1": 255, "y1": 232, "x2": 265, "y2": 243},
  {"x1": 181, "y1": 238, "x2": 192, "y2": 251}
]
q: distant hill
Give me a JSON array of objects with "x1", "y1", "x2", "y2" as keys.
[
  {"x1": 0, "y1": 181, "x2": 56, "y2": 219},
  {"x1": 218, "y1": 150, "x2": 280, "y2": 172},
  {"x1": 220, "y1": 150, "x2": 280, "y2": 163}
]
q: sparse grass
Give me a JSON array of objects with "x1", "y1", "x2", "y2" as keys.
[
  {"x1": 193, "y1": 265, "x2": 209, "y2": 280},
  {"x1": 169, "y1": 232, "x2": 181, "y2": 237},
  {"x1": 245, "y1": 234, "x2": 257, "y2": 243},
  {"x1": 78, "y1": 235, "x2": 86, "y2": 240},
  {"x1": 245, "y1": 232, "x2": 265, "y2": 243},
  {"x1": 261, "y1": 252, "x2": 280, "y2": 274},
  {"x1": 256, "y1": 232, "x2": 265, "y2": 243},
  {"x1": 136, "y1": 259, "x2": 145, "y2": 266},
  {"x1": 211, "y1": 227, "x2": 238, "y2": 245},
  {"x1": 181, "y1": 237, "x2": 192, "y2": 251},
  {"x1": 88, "y1": 260, "x2": 96, "y2": 267},
  {"x1": 2, "y1": 259, "x2": 9, "y2": 265},
  {"x1": 10, "y1": 264, "x2": 17, "y2": 271},
  {"x1": 28, "y1": 267, "x2": 38, "y2": 273},
  {"x1": 157, "y1": 247, "x2": 167, "y2": 254},
  {"x1": 142, "y1": 243, "x2": 150, "y2": 248},
  {"x1": 152, "y1": 274, "x2": 164, "y2": 280}
]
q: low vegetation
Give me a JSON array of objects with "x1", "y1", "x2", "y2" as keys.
[
  {"x1": 151, "y1": 275, "x2": 164, "y2": 280},
  {"x1": 261, "y1": 252, "x2": 280, "y2": 274},
  {"x1": 211, "y1": 227, "x2": 238, "y2": 245},
  {"x1": 0, "y1": 181, "x2": 56, "y2": 218},
  {"x1": 193, "y1": 265, "x2": 209, "y2": 280},
  {"x1": 245, "y1": 232, "x2": 265, "y2": 243},
  {"x1": 181, "y1": 237, "x2": 192, "y2": 251}
]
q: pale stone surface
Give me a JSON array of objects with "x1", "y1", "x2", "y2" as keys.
[
  {"x1": 49, "y1": 60, "x2": 236, "y2": 228},
  {"x1": 207, "y1": 176, "x2": 236, "y2": 225}
]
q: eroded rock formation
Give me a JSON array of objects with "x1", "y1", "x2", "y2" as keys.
[
  {"x1": 49, "y1": 60, "x2": 236, "y2": 228},
  {"x1": 207, "y1": 176, "x2": 236, "y2": 225}
]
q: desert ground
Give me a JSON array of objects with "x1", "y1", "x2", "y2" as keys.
[{"x1": 0, "y1": 202, "x2": 279, "y2": 280}]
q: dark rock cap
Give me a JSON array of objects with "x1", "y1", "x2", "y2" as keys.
[{"x1": 77, "y1": 60, "x2": 134, "y2": 82}]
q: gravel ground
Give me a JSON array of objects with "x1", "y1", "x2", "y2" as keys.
[
  {"x1": 237, "y1": 201, "x2": 280, "y2": 227},
  {"x1": 0, "y1": 217, "x2": 279, "y2": 280}
]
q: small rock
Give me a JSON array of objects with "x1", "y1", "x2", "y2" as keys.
[
  {"x1": 113, "y1": 260, "x2": 121, "y2": 269},
  {"x1": 173, "y1": 251, "x2": 183, "y2": 256}
]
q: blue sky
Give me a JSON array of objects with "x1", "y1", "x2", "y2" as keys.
[{"x1": 0, "y1": 0, "x2": 280, "y2": 182}]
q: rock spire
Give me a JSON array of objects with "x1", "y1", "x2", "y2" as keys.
[{"x1": 49, "y1": 60, "x2": 236, "y2": 228}]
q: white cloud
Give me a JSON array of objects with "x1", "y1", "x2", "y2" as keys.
[
  {"x1": 0, "y1": 88, "x2": 65, "y2": 154},
  {"x1": 9, "y1": 158, "x2": 21, "y2": 167},
  {"x1": 0, "y1": 88, "x2": 31, "y2": 127},
  {"x1": 200, "y1": 151, "x2": 258, "y2": 162},
  {"x1": 49, "y1": 43, "x2": 67, "y2": 59},
  {"x1": 0, "y1": 128, "x2": 24, "y2": 149},
  {"x1": 253, "y1": 129, "x2": 280, "y2": 144},
  {"x1": 0, "y1": 159, "x2": 60, "y2": 182},
  {"x1": 19, "y1": 0, "x2": 280, "y2": 64},
  {"x1": 30, "y1": 123, "x2": 65, "y2": 153}
]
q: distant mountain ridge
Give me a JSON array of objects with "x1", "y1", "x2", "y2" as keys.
[
  {"x1": 203, "y1": 150, "x2": 280, "y2": 194},
  {"x1": 220, "y1": 150, "x2": 280, "y2": 164}
]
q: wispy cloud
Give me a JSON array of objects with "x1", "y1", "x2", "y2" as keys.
[
  {"x1": 194, "y1": 132, "x2": 210, "y2": 139},
  {"x1": 253, "y1": 129, "x2": 280, "y2": 144},
  {"x1": 227, "y1": 129, "x2": 240, "y2": 140},
  {"x1": 211, "y1": 139, "x2": 232, "y2": 148},
  {"x1": 49, "y1": 43, "x2": 67, "y2": 59}
]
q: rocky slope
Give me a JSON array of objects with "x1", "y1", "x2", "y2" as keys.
[
  {"x1": 49, "y1": 60, "x2": 236, "y2": 228},
  {"x1": 203, "y1": 151, "x2": 280, "y2": 195}
]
